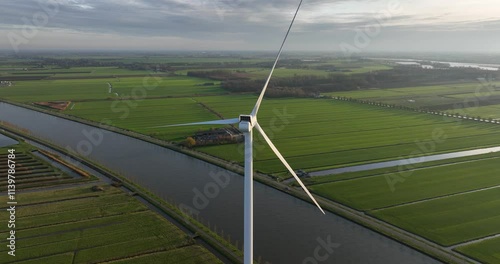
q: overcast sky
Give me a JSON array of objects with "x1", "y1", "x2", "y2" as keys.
[{"x1": 1, "y1": 0, "x2": 500, "y2": 53}]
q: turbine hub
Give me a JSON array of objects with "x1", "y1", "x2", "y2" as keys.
[{"x1": 239, "y1": 115, "x2": 254, "y2": 132}]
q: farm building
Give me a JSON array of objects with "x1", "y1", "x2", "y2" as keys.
[
  {"x1": 0, "y1": 81, "x2": 13, "y2": 87},
  {"x1": 193, "y1": 127, "x2": 243, "y2": 146}
]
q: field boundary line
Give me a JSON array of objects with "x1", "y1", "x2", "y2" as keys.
[
  {"x1": 450, "y1": 233, "x2": 500, "y2": 249},
  {"x1": 370, "y1": 184, "x2": 500, "y2": 212}
]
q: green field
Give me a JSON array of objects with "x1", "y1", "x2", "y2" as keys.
[
  {"x1": 0, "y1": 142, "x2": 94, "y2": 189},
  {"x1": 63, "y1": 95, "x2": 500, "y2": 178},
  {"x1": 370, "y1": 187, "x2": 500, "y2": 246},
  {"x1": 456, "y1": 237, "x2": 500, "y2": 263},
  {"x1": 0, "y1": 67, "x2": 158, "y2": 77},
  {"x1": 0, "y1": 185, "x2": 222, "y2": 264},
  {"x1": 195, "y1": 96, "x2": 500, "y2": 175},
  {"x1": 305, "y1": 151, "x2": 500, "y2": 259},
  {"x1": 327, "y1": 82, "x2": 500, "y2": 121},
  {"x1": 0, "y1": 75, "x2": 225, "y2": 102},
  {"x1": 67, "y1": 97, "x2": 222, "y2": 141},
  {"x1": 309, "y1": 153, "x2": 500, "y2": 210},
  {"x1": 0, "y1": 138, "x2": 223, "y2": 263}
]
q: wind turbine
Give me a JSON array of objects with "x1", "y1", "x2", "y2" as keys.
[
  {"x1": 154, "y1": 1, "x2": 325, "y2": 263},
  {"x1": 107, "y1": 82, "x2": 113, "y2": 94}
]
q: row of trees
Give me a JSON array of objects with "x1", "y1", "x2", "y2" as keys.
[
  {"x1": 197, "y1": 66, "x2": 500, "y2": 97},
  {"x1": 16, "y1": 57, "x2": 177, "y2": 73},
  {"x1": 187, "y1": 70, "x2": 251, "y2": 80}
]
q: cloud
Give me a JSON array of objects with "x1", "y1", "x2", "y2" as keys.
[{"x1": 1, "y1": 0, "x2": 500, "y2": 52}]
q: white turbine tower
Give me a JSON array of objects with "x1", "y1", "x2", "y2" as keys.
[{"x1": 155, "y1": 1, "x2": 324, "y2": 263}]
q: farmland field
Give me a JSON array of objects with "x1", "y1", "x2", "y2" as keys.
[
  {"x1": 309, "y1": 152, "x2": 500, "y2": 210},
  {"x1": 0, "y1": 142, "x2": 94, "y2": 190},
  {"x1": 456, "y1": 237, "x2": 500, "y2": 263},
  {"x1": 195, "y1": 96, "x2": 500, "y2": 175},
  {"x1": 327, "y1": 82, "x2": 500, "y2": 121},
  {"x1": 66, "y1": 97, "x2": 222, "y2": 141},
  {"x1": 0, "y1": 185, "x2": 222, "y2": 264},
  {"x1": 0, "y1": 66, "x2": 158, "y2": 78},
  {"x1": 65, "y1": 95, "x2": 500, "y2": 178},
  {"x1": 305, "y1": 151, "x2": 500, "y2": 259},
  {"x1": 0, "y1": 75, "x2": 225, "y2": 102},
  {"x1": 370, "y1": 187, "x2": 500, "y2": 246}
]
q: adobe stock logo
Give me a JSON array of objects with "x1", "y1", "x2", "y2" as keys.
[
  {"x1": 302, "y1": 235, "x2": 341, "y2": 264},
  {"x1": 203, "y1": 0, "x2": 244, "y2": 21},
  {"x1": 339, "y1": 0, "x2": 402, "y2": 58},
  {"x1": 179, "y1": 167, "x2": 233, "y2": 218},
  {"x1": 8, "y1": 0, "x2": 60, "y2": 53}
]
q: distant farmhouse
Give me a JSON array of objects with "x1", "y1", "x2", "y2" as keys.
[
  {"x1": 0, "y1": 81, "x2": 13, "y2": 87},
  {"x1": 192, "y1": 127, "x2": 243, "y2": 146}
]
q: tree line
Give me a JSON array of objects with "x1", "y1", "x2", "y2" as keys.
[{"x1": 188, "y1": 66, "x2": 500, "y2": 97}]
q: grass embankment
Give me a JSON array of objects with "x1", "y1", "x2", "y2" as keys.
[{"x1": 38, "y1": 149, "x2": 90, "y2": 178}]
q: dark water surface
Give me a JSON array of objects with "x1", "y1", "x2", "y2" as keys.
[{"x1": 0, "y1": 133, "x2": 18, "y2": 148}]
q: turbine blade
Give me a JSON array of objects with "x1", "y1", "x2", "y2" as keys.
[
  {"x1": 251, "y1": 0, "x2": 304, "y2": 117},
  {"x1": 152, "y1": 118, "x2": 239, "y2": 128},
  {"x1": 254, "y1": 122, "x2": 325, "y2": 214}
]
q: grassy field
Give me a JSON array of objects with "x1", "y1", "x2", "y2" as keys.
[
  {"x1": 456, "y1": 237, "x2": 500, "y2": 263},
  {"x1": 0, "y1": 75, "x2": 225, "y2": 102},
  {"x1": 195, "y1": 96, "x2": 500, "y2": 175},
  {"x1": 327, "y1": 82, "x2": 500, "y2": 120},
  {"x1": 64, "y1": 95, "x2": 500, "y2": 178},
  {"x1": 0, "y1": 185, "x2": 222, "y2": 264},
  {"x1": 66, "y1": 97, "x2": 222, "y2": 141},
  {"x1": 0, "y1": 67, "x2": 157, "y2": 77},
  {"x1": 304, "y1": 150, "x2": 500, "y2": 256},
  {"x1": 309, "y1": 152, "x2": 500, "y2": 211},
  {"x1": 370, "y1": 187, "x2": 500, "y2": 246},
  {"x1": 0, "y1": 138, "x2": 223, "y2": 263}
]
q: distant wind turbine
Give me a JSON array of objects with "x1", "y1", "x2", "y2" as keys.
[{"x1": 153, "y1": 1, "x2": 324, "y2": 263}]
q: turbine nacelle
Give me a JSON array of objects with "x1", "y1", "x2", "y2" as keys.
[{"x1": 239, "y1": 115, "x2": 255, "y2": 132}]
